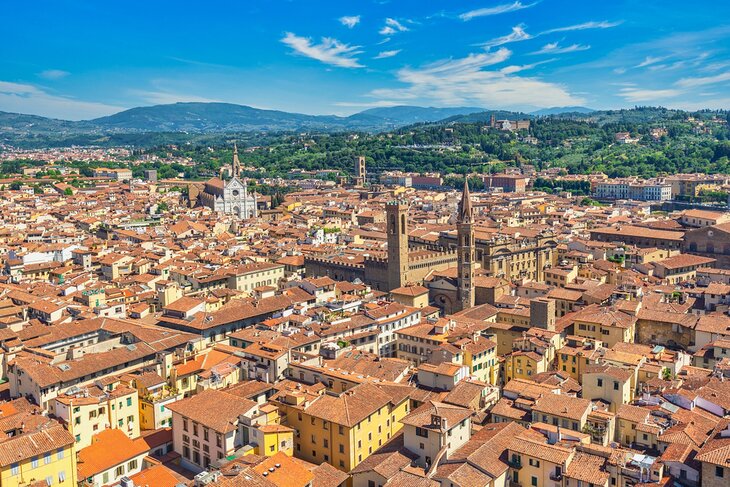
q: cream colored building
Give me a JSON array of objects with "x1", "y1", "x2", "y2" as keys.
[{"x1": 52, "y1": 380, "x2": 140, "y2": 449}]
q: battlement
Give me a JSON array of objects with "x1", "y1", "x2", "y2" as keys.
[
  {"x1": 304, "y1": 255, "x2": 365, "y2": 270},
  {"x1": 363, "y1": 255, "x2": 389, "y2": 270},
  {"x1": 362, "y1": 248, "x2": 457, "y2": 269},
  {"x1": 408, "y1": 249, "x2": 457, "y2": 263}
]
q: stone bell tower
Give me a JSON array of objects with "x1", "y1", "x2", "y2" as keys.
[
  {"x1": 386, "y1": 200, "x2": 409, "y2": 291},
  {"x1": 456, "y1": 180, "x2": 475, "y2": 311}
]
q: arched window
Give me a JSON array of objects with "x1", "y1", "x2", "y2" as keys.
[{"x1": 400, "y1": 214, "x2": 406, "y2": 234}]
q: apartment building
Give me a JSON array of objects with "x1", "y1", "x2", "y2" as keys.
[
  {"x1": 0, "y1": 407, "x2": 76, "y2": 487},
  {"x1": 166, "y1": 389, "x2": 256, "y2": 472},
  {"x1": 400, "y1": 401, "x2": 472, "y2": 468},
  {"x1": 594, "y1": 180, "x2": 672, "y2": 201},
  {"x1": 76, "y1": 429, "x2": 148, "y2": 487},
  {"x1": 582, "y1": 365, "x2": 634, "y2": 412},
  {"x1": 364, "y1": 303, "x2": 421, "y2": 357},
  {"x1": 570, "y1": 305, "x2": 637, "y2": 348},
  {"x1": 275, "y1": 382, "x2": 410, "y2": 472},
  {"x1": 93, "y1": 167, "x2": 133, "y2": 181},
  {"x1": 52, "y1": 379, "x2": 140, "y2": 448}
]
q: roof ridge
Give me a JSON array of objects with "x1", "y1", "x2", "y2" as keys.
[{"x1": 343, "y1": 391, "x2": 351, "y2": 426}]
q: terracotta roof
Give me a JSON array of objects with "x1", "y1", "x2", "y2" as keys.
[
  {"x1": 251, "y1": 452, "x2": 315, "y2": 487},
  {"x1": 77, "y1": 429, "x2": 149, "y2": 478},
  {"x1": 0, "y1": 423, "x2": 73, "y2": 467},
  {"x1": 129, "y1": 463, "x2": 181, "y2": 487},
  {"x1": 532, "y1": 394, "x2": 591, "y2": 421},
  {"x1": 565, "y1": 451, "x2": 610, "y2": 484},
  {"x1": 400, "y1": 400, "x2": 472, "y2": 431},
  {"x1": 165, "y1": 389, "x2": 256, "y2": 433},
  {"x1": 509, "y1": 434, "x2": 573, "y2": 464}
]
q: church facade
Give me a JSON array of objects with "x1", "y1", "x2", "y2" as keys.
[{"x1": 196, "y1": 144, "x2": 257, "y2": 218}]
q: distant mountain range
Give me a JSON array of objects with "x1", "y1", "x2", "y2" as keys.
[
  {"x1": 0, "y1": 102, "x2": 602, "y2": 139},
  {"x1": 0, "y1": 103, "x2": 491, "y2": 136}
]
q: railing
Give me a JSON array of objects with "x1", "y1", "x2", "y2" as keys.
[
  {"x1": 507, "y1": 459, "x2": 522, "y2": 469},
  {"x1": 549, "y1": 472, "x2": 563, "y2": 481}
]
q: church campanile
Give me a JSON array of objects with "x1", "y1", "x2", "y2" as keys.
[
  {"x1": 457, "y1": 179, "x2": 476, "y2": 311},
  {"x1": 232, "y1": 142, "x2": 241, "y2": 178},
  {"x1": 386, "y1": 200, "x2": 409, "y2": 291}
]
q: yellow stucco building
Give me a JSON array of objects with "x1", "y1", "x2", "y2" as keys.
[{"x1": 275, "y1": 382, "x2": 411, "y2": 472}]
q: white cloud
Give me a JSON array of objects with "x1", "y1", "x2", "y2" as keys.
[
  {"x1": 541, "y1": 20, "x2": 622, "y2": 35},
  {"x1": 281, "y1": 32, "x2": 363, "y2": 68},
  {"x1": 701, "y1": 61, "x2": 730, "y2": 72},
  {"x1": 374, "y1": 50, "x2": 401, "y2": 60},
  {"x1": 482, "y1": 25, "x2": 532, "y2": 48},
  {"x1": 676, "y1": 72, "x2": 730, "y2": 88},
  {"x1": 339, "y1": 15, "x2": 360, "y2": 28},
  {"x1": 38, "y1": 69, "x2": 70, "y2": 80},
  {"x1": 618, "y1": 87, "x2": 682, "y2": 102},
  {"x1": 367, "y1": 47, "x2": 584, "y2": 109},
  {"x1": 127, "y1": 89, "x2": 221, "y2": 105},
  {"x1": 669, "y1": 97, "x2": 730, "y2": 110},
  {"x1": 635, "y1": 56, "x2": 668, "y2": 68},
  {"x1": 459, "y1": 1, "x2": 538, "y2": 21},
  {"x1": 532, "y1": 42, "x2": 590, "y2": 55},
  {"x1": 334, "y1": 100, "x2": 401, "y2": 108},
  {"x1": 0, "y1": 81, "x2": 123, "y2": 120},
  {"x1": 500, "y1": 59, "x2": 554, "y2": 74},
  {"x1": 379, "y1": 18, "x2": 409, "y2": 35}
]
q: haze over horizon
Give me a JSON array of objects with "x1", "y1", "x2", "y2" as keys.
[{"x1": 2, "y1": 0, "x2": 729, "y2": 120}]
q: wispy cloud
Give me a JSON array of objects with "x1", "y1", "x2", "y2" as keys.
[
  {"x1": 669, "y1": 97, "x2": 730, "y2": 111},
  {"x1": 532, "y1": 42, "x2": 590, "y2": 55},
  {"x1": 127, "y1": 89, "x2": 221, "y2": 105},
  {"x1": 618, "y1": 87, "x2": 682, "y2": 102},
  {"x1": 366, "y1": 47, "x2": 584, "y2": 109},
  {"x1": 0, "y1": 80, "x2": 123, "y2": 120},
  {"x1": 334, "y1": 100, "x2": 401, "y2": 108},
  {"x1": 281, "y1": 32, "x2": 363, "y2": 68},
  {"x1": 481, "y1": 25, "x2": 532, "y2": 48},
  {"x1": 379, "y1": 18, "x2": 409, "y2": 36},
  {"x1": 676, "y1": 72, "x2": 730, "y2": 88},
  {"x1": 339, "y1": 15, "x2": 360, "y2": 28},
  {"x1": 168, "y1": 57, "x2": 234, "y2": 69},
  {"x1": 38, "y1": 69, "x2": 70, "y2": 80},
  {"x1": 635, "y1": 56, "x2": 669, "y2": 68},
  {"x1": 541, "y1": 20, "x2": 622, "y2": 35},
  {"x1": 500, "y1": 58, "x2": 554, "y2": 74},
  {"x1": 459, "y1": 1, "x2": 538, "y2": 21},
  {"x1": 374, "y1": 50, "x2": 401, "y2": 60},
  {"x1": 700, "y1": 61, "x2": 730, "y2": 72}
]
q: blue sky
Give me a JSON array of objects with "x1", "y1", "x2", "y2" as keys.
[{"x1": 1, "y1": 0, "x2": 729, "y2": 120}]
